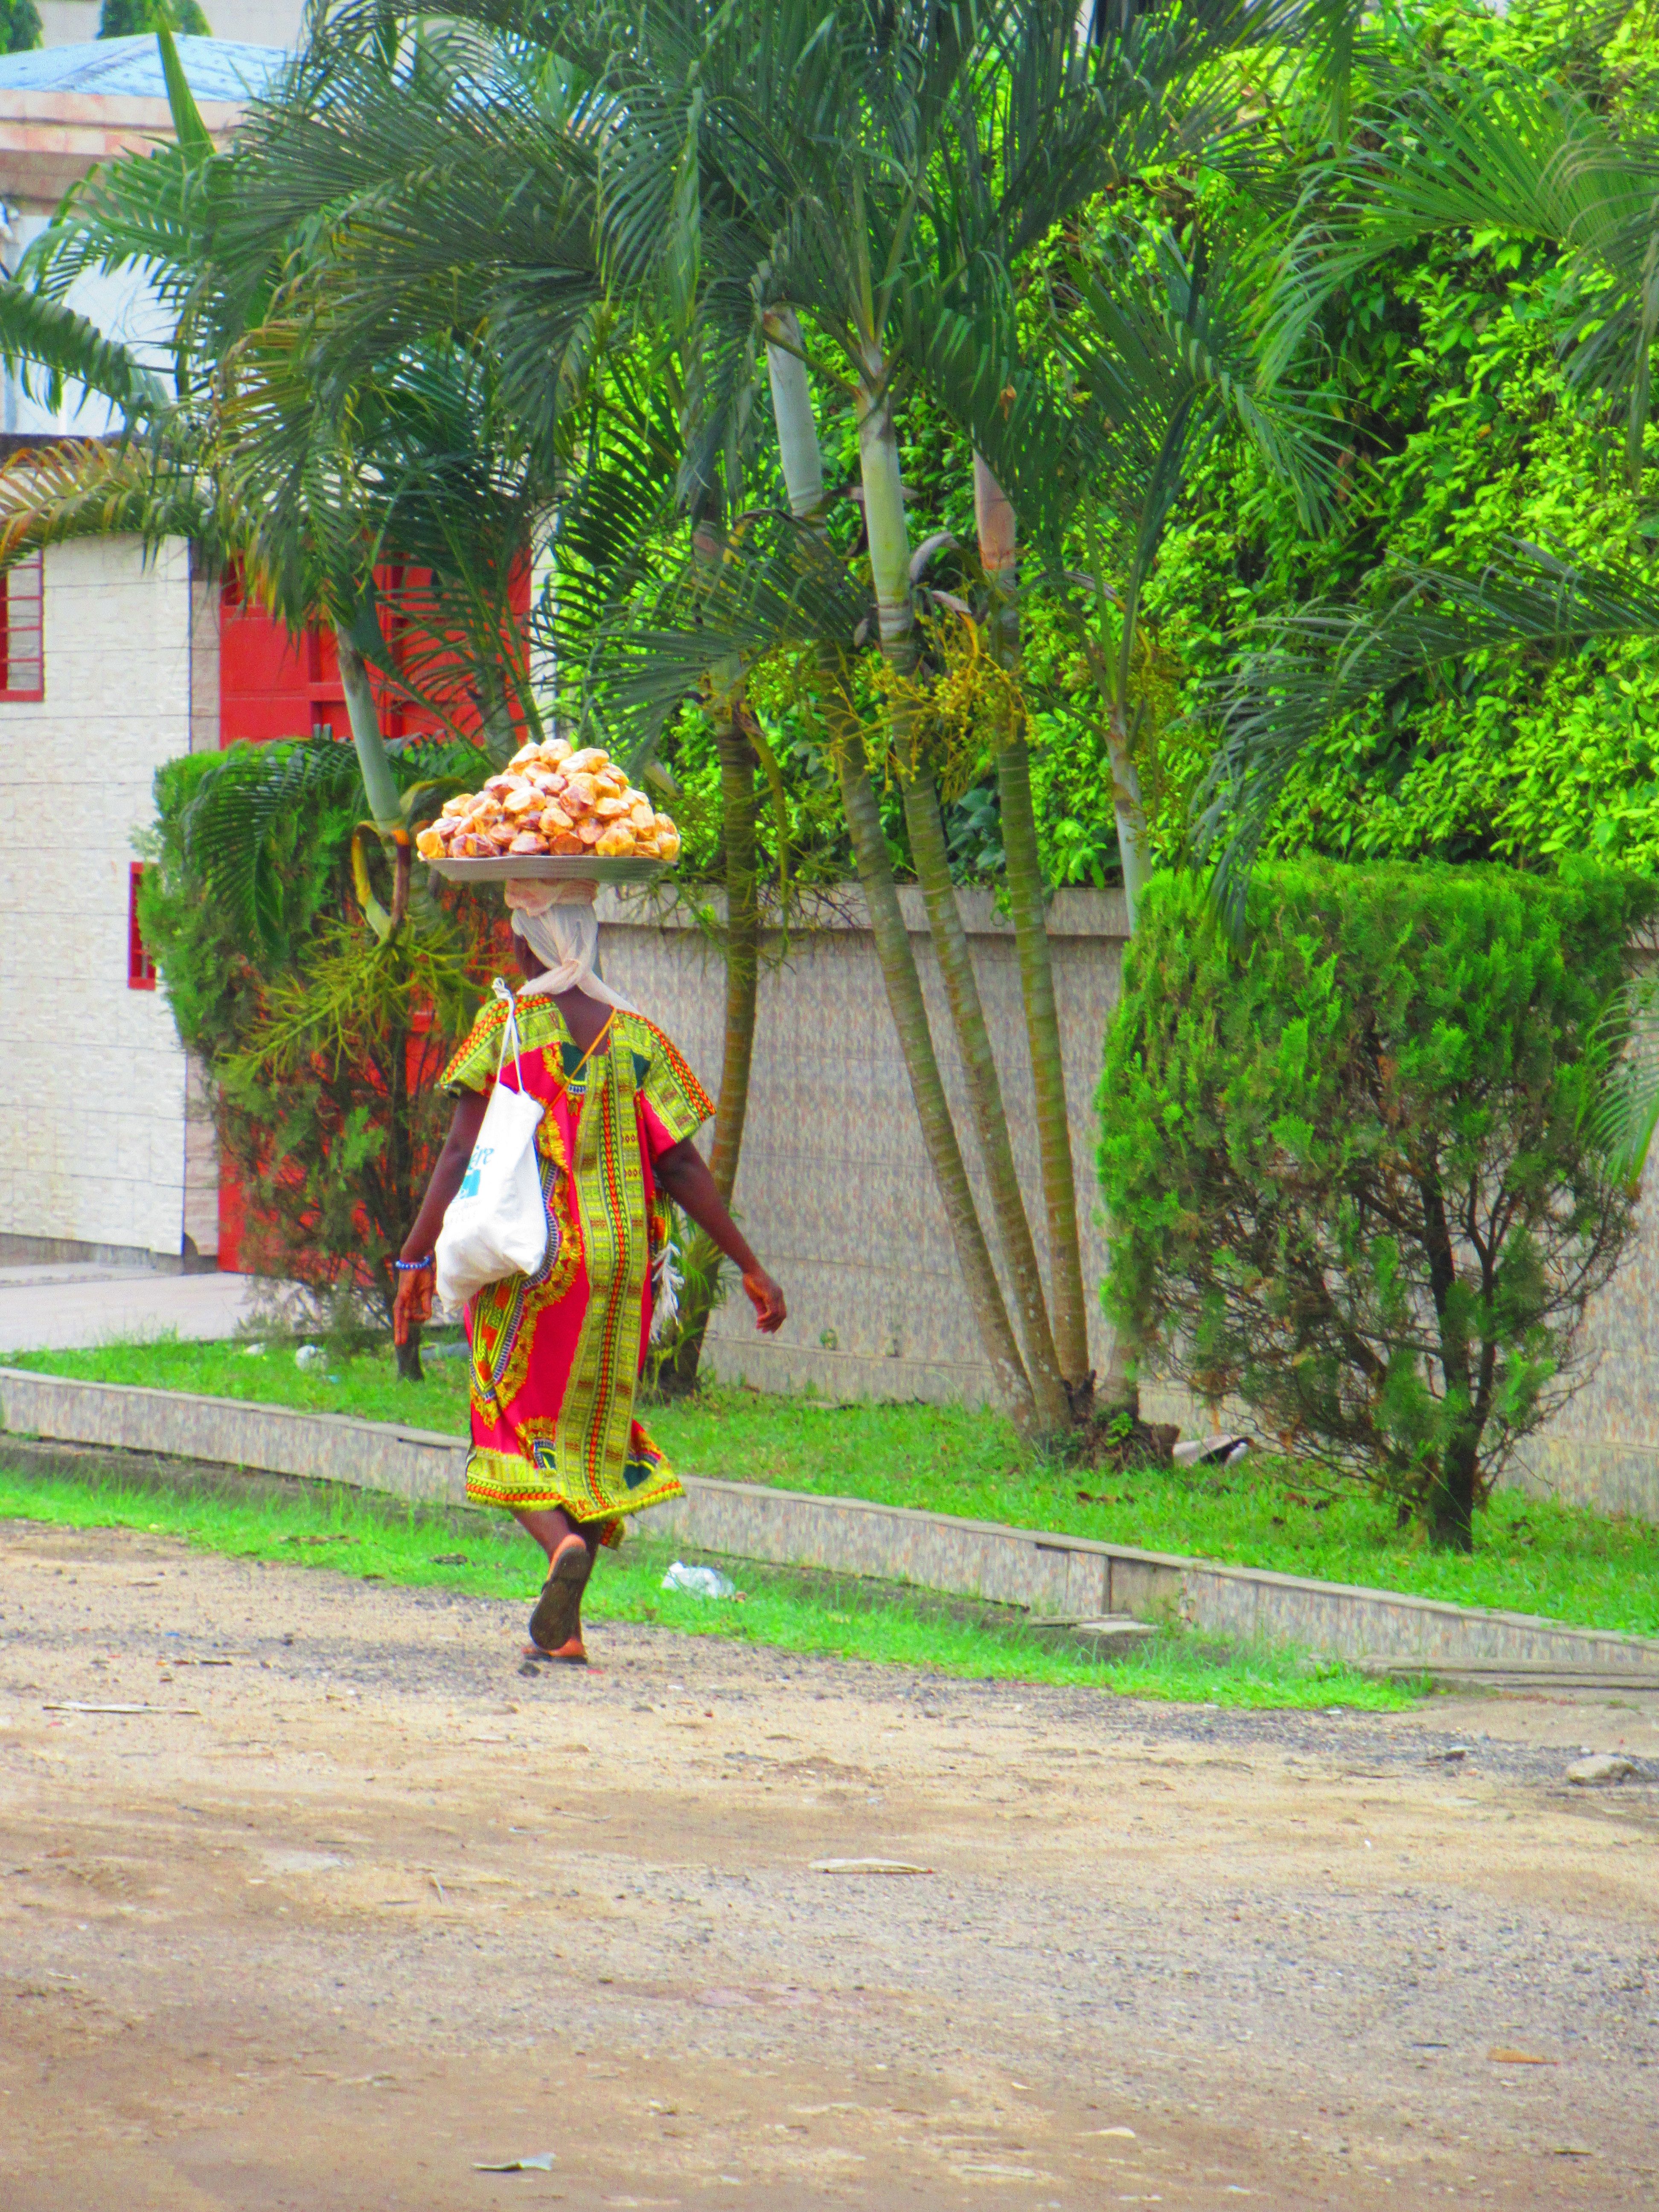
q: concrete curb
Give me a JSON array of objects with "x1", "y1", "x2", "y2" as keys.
[{"x1": 4, "y1": 1364, "x2": 1657, "y2": 1674}]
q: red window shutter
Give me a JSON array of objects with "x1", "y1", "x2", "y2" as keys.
[
  {"x1": 128, "y1": 864, "x2": 157, "y2": 990},
  {"x1": 0, "y1": 551, "x2": 45, "y2": 700}
]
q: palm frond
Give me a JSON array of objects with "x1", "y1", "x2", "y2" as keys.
[
  {"x1": 1199, "y1": 543, "x2": 1659, "y2": 930},
  {"x1": 180, "y1": 739, "x2": 367, "y2": 951},
  {"x1": 1260, "y1": 68, "x2": 1659, "y2": 471},
  {"x1": 575, "y1": 509, "x2": 869, "y2": 761},
  {"x1": 0, "y1": 282, "x2": 169, "y2": 422},
  {"x1": 1590, "y1": 971, "x2": 1659, "y2": 1190},
  {"x1": 0, "y1": 437, "x2": 221, "y2": 565}
]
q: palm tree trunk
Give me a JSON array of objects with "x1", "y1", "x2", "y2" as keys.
[
  {"x1": 852, "y1": 355, "x2": 1038, "y2": 1420},
  {"x1": 335, "y1": 627, "x2": 402, "y2": 829},
  {"x1": 764, "y1": 316, "x2": 1034, "y2": 1420},
  {"x1": 835, "y1": 721, "x2": 1035, "y2": 1422},
  {"x1": 995, "y1": 737, "x2": 1101, "y2": 1416},
  {"x1": 973, "y1": 454, "x2": 1095, "y2": 1412},
  {"x1": 902, "y1": 770, "x2": 1069, "y2": 1431},
  {"x1": 1106, "y1": 696, "x2": 1154, "y2": 933},
  {"x1": 659, "y1": 700, "x2": 761, "y2": 1396},
  {"x1": 764, "y1": 307, "x2": 825, "y2": 519},
  {"x1": 709, "y1": 708, "x2": 760, "y2": 1201}
]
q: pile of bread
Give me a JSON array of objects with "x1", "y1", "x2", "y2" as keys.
[{"x1": 416, "y1": 739, "x2": 681, "y2": 864}]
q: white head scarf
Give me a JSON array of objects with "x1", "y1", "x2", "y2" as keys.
[{"x1": 502, "y1": 878, "x2": 640, "y2": 1014}]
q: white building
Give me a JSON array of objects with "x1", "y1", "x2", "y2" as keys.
[{"x1": 0, "y1": 33, "x2": 285, "y2": 1269}]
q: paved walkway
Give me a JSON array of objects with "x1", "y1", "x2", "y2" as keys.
[{"x1": 0, "y1": 1263, "x2": 260, "y2": 1354}]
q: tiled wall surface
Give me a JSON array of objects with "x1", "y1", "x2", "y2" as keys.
[
  {"x1": 600, "y1": 884, "x2": 1125, "y2": 1406},
  {"x1": 597, "y1": 884, "x2": 1659, "y2": 1519},
  {"x1": 0, "y1": 537, "x2": 193, "y2": 1262}
]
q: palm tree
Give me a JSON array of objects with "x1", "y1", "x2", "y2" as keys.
[
  {"x1": 588, "y1": 0, "x2": 1341, "y2": 1434},
  {"x1": 176, "y1": 0, "x2": 1347, "y2": 1434},
  {"x1": 0, "y1": 28, "x2": 569, "y2": 1369},
  {"x1": 225, "y1": 19, "x2": 786, "y2": 1389},
  {"x1": 887, "y1": 0, "x2": 1341, "y2": 1428}
]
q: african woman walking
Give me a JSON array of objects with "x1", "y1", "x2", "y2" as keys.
[{"x1": 393, "y1": 878, "x2": 786, "y2": 1663}]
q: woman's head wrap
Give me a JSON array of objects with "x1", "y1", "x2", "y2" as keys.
[{"x1": 502, "y1": 878, "x2": 640, "y2": 1014}]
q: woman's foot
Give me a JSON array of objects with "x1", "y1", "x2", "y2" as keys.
[
  {"x1": 520, "y1": 1635, "x2": 588, "y2": 1666},
  {"x1": 527, "y1": 1532, "x2": 593, "y2": 1655}
]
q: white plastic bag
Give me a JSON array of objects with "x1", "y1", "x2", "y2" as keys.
[
  {"x1": 435, "y1": 981, "x2": 547, "y2": 1308},
  {"x1": 661, "y1": 1561, "x2": 739, "y2": 1601}
]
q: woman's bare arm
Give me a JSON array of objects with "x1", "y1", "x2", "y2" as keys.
[
  {"x1": 393, "y1": 1090, "x2": 488, "y2": 1345},
  {"x1": 654, "y1": 1137, "x2": 787, "y2": 1333}
]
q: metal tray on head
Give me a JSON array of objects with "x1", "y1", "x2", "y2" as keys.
[{"x1": 426, "y1": 854, "x2": 671, "y2": 885}]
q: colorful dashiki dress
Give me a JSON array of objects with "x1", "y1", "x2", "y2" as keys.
[{"x1": 439, "y1": 987, "x2": 713, "y2": 1537}]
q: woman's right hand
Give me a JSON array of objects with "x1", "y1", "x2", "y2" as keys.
[
  {"x1": 393, "y1": 1262, "x2": 434, "y2": 1346},
  {"x1": 741, "y1": 1269, "x2": 788, "y2": 1336}
]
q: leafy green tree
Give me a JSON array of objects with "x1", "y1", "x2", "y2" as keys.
[
  {"x1": 218, "y1": 25, "x2": 776, "y2": 1393},
  {"x1": 1196, "y1": 26, "x2": 1659, "y2": 1187},
  {"x1": 602, "y1": 0, "x2": 1350, "y2": 1435},
  {"x1": 99, "y1": 0, "x2": 210, "y2": 35},
  {"x1": 0, "y1": 0, "x2": 42, "y2": 54},
  {"x1": 1100, "y1": 859, "x2": 1654, "y2": 1548}
]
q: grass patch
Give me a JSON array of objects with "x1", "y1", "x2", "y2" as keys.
[
  {"x1": 0, "y1": 1458, "x2": 1411, "y2": 1712},
  {"x1": 12, "y1": 1334, "x2": 1659, "y2": 1641}
]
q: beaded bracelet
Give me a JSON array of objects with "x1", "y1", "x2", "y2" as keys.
[{"x1": 394, "y1": 1255, "x2": 435, "y2": 1272}]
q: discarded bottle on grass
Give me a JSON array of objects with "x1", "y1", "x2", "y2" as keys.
[
  {"x1": 294, "y1": 1344, "x2": 327, "y2": 1371},
  {"x1": 1173, "y1": 1432, "x2": 1249, "y2": 1469},
  {"x1": 661, "y1": 1561, "x2": 738, "y2": 1600}
]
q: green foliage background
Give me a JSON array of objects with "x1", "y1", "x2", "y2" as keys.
[
  {"x1": 673, "y1": 0, "x2": 1659, "y2": 900},
  {"x1": 1138, "y1": 0, "x2": 1659, "y2": 883},
  {"x1": 0, "y1": 0, "x2": 41, "y2": 53},
  {"x1": 97, "y1": 0, "x2": 210, "y2": 38}
]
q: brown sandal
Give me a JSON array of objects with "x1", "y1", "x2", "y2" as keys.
[{"x1": 527, "y1": 1534, "x2": 592, "y2": 1655}]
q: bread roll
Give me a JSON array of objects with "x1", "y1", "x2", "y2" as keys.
[{"x1": 420, "y1": 739, "x2": 681, "y2": 868}]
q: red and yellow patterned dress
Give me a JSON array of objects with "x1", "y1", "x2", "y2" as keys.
[{"x1": 439, "y1": 987, "x2": 713, "y2": 1536}]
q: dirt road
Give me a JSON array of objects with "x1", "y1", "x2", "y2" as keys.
[{"x1": 2, "y1": 1517, "x2": 1656, "y2": 2210}]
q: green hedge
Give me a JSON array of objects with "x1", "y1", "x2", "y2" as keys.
[
  {"x1": 1098, "y1": 859, "x2": 1655, "y2": 1547},
  {"x1": 138, "y1": 739, "x2": 493, "y2": 1344}
]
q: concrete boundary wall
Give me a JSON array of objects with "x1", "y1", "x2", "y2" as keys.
[
  {"x1": 593, "y1": 884, "x2": 1659, "y2": 1524},
  {"x1": 5, "y1": 1366, "x2": 1656, "y2": 1675}
]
